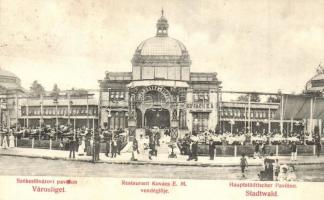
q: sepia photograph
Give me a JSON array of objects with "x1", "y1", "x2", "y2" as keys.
[{"x1": 0, "y1": 0, "x2": 324, "y2": 199}]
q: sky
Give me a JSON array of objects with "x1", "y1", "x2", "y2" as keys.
[{"x1": 0, "y1": 0, "x2": 324, "y2": 94}]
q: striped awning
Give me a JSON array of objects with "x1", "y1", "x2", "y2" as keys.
[{"x1": 273, "y1": 94, "x2": 324, "y2": 120}]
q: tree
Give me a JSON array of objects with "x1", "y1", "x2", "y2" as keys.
[
  {"x1": 267, "y1": 90, "x2": 282, "y2": 103},
  {"x1": 69, "y1": 88, "x2": 88, "y2": 96},
  {"x1": 237, "y1": 93, "x2": 260, "y2": 102},
  {"x1": 29, "y1": 80, "x2": 45, "y2": 97},
  {"x1": 50, "y1": 84, "x2": 60, "y2": 98}
]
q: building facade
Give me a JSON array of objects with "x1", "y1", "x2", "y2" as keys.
[
  {"x1": 99, "y1": 12, "x2": 222, "y2": 137},
  {"x1": 0, "y1": 68, "x2": 25, "y2": 128},
  {"x1": 17, "y1": 92, "x2": 99, "y2": 129}
]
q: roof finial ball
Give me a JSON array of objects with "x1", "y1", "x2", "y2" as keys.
[{"x1": 156, "y1": 9, "x2": 169, "y2": 37}]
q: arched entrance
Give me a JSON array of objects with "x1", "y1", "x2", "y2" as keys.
[{"x1": 144, "y1": 108, "x2": 170, "y2": 128}]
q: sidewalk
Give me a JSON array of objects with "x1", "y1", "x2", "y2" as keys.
[{"x1": 1, "y1": 147, "x2": 324, "y2": 167}]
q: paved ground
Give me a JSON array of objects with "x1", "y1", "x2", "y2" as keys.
[
  {"x1": 1, "y1": 147, "x2": 324, "y2": 167},
  {"x1": 0, "y1": 155, "x2": 323, "y2": 181}
]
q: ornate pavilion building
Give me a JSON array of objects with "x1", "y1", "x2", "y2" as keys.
[
  {"x1": 99, "y1": 12, "x2": 222, "y2": 137},
  {"x1": 0, "y1": 67, "x2": 25, "y2": 127}
]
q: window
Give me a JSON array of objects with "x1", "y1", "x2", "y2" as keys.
[
  {"x1": 193, "y1": 94, "x2": 198, "y2": 101},
  {"x1": 204, "y1": 93, "x2": 209, "y2": 100},
  {"x1": 192, "y1": 113, "x2": 209, "y2": 133},
  {"x1": 110, "y1": 92, "x2": 115, "y2": 100}
]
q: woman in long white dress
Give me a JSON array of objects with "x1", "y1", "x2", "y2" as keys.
[
  {"x1": 78, "y1": 136, "x2": 86, "y2": 156},
  {"x1": 2, "y1": 135, "x2": 8, "y2": 149},
  {"x1": 9, "y1": 134, "x2": 15, "y2": 148}
]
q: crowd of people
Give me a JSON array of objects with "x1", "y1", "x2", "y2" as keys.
[
  {"x1": 240, "y1": 152, "x2": 298, "y2": 181},
  {"x1": 1, "y1": 124, "x2": 323, "y2": 182},
  {"x1": 187, "y1": 129, "x2": 322, "y2": 146}
]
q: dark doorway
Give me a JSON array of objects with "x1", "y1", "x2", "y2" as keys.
[{"x1": 144, "y1": 109, "x2": 170, "y2": 129}]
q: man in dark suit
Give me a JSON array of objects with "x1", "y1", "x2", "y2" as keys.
[
  {"x1": 93, "y1": 132, "x2": 101, "y2": 162},
  {"x1": 104, "y1": 131, "x2": 111, "y2": 157},
  {"x1": 290, "y1": 142, "x2": 297, "y2": 161},
  {"x1": 148, "y1": 132, "x2": 155, "y2": 160},
  {"x1": 117, "y1": 135, "x2": 122, "y2": 155},
  {"x1": 191, "y1": 140, "x2": 198, "y2": 161},
  {"x1": 69, "y1": 136, "x2": 76, "y2": 159},
  {"x1": 208, "y1": 139, "x2": 216, "y2": 160}
]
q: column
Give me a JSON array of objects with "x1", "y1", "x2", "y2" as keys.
[
  {"x1": 141, "y1": 110, "x2": 145, "y2": 128},
  {"x1": 127, "y1": 93, "x2": 137, "y2": 140},
  {"x1": 186, "y1": 88, "x2": 193, "y2": 132},
  {"x1": 268, "y1": 107, "x2": 271, "y2": 134},
  {"x1": 86, "y1": 95, "x2": 89, "y2": 128},
  {"x1": 170, "y1": 108, "x2": 179, "y2": 142},
  {"x1": 26, "y1": 97, "x2": 29, "y2": 128},
  {"x1": 248, "y1": 94, "x2": 251, "y2": 132},
  {"x1": 310, "y1": 97, "x2": 313, "y2": 137},
  {"x1": 319, "y1": 119, "x2": 322, "y2": 140},
  {"x1": 15, "y1": 94, "x2": 18, "y2": 131},
  {"x1": 208, "y1": 89, "x2": 218, "y2": 131},
  {"x1": 280, "y1": 95, "x2": 284, "y2": 134}
]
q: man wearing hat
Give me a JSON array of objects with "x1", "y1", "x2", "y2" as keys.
[
  {"x1": 68, "y1": 135, "x2": 76, "y2": 159},
  {"x1": 208, "y1": 138, "x2": 216, "y2": 160}
]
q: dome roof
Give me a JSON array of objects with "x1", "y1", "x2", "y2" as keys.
[
  {"x1": 136, "y1": 36, "x2": 187, "y2": 56},
  {"x1": 305, "y1": 65, "x2": 324, "y2": 92},
  {"x1": 311, "y1": 73, "x2": 324, "y2": 81},
  {"x1": 132, "y1": 11, "x2": 191, "y2": 66},
  {"x1": 0, "y1": 68, "x2": 19, "y2": 79}
]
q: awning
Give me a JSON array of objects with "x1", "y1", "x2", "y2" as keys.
[
  {"x1": 127, "y1": 80, "x2": 189, "y2": 88},
  {"x1": 273, "y1": 94, "x2": 324, "y2": 120}
]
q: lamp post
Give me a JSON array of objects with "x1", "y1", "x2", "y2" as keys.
[
  {"x1": 230, "y1": 119, "x2": 235, "y2": 134},
  {"x1": 107, "y1": 88, "x2": 111, "y2": 129},
  {"x1": 39, "y1": 94, "x2": 43, "y2": 140},
  {"x1": 67, "y1": 92, "x2": 71, "y2": 126},
  {"x1": 53, "y1": 98, "x2": 59, "y2": 132}
]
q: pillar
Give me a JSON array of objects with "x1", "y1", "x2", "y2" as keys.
[
  {"x1": 208, "y1": 89, "x2": 218, "y2": 131},
  {"x1": 319, "y1": 119, "x2": 322, "y2": 140},
  {"x1": 141, "y1": 110, "x2": 145, "y2": 128},
  {"x1": 128, "y1": 93, "x2": 137, "y2": 140},
  {"x1": 280, "y1": 95, "x2": 284, "y2": 134},
  {"x1": 186, "y1": 88, "x2": 193, "y2": 132}
]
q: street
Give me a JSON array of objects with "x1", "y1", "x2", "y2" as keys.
[{"x1": 0, "y1": 156, "x2": 323, "y2": 181}]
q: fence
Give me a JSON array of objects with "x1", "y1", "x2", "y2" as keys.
[
  {"x1": 11, "y1": 138, "x2": 128, "y2": 153},
  {"x1": 197, "y1": 144, "x2": 322, "y2": 157}
]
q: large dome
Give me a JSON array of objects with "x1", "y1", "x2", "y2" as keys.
[
  {"x1": 131, "y1": 11, "x2": 191, "y2": 66},
  {"x1": 136, "y1": 37, "x2": 187, "y2": 56},
  {"x1": 131, "y1": 11, "x2": 191, "y2": 81},
  {"x1": 0, "y1": 68, "x2": 19, "y2": 79},
  {"x1": 0, "y1": 67, "x2": 22, "y2": 90}
]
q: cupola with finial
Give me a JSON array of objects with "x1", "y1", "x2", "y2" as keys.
[{"x1": 156, "y1": 9, "x2": 169, "y2": 37}]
